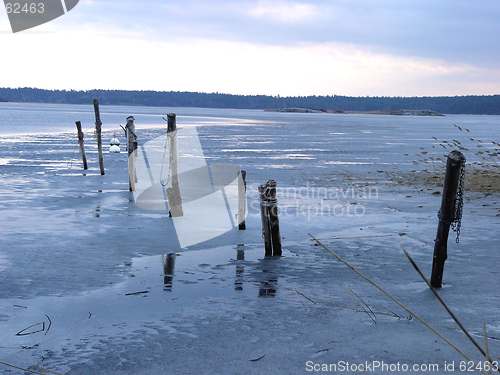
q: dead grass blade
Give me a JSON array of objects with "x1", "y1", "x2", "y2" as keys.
[
  {"x1": 310, "y1": 233, "x2": 402, "y2": 241},
  {"x1": 44, "y1": 314, "x2": 52, "y2": 336},
  {"x1": 403, "y1": 249, "x2": 492, "y2": 363},
  {"x1": 484, "y1": 324, "x2": 491, "y2": 375},
  {"x1": 309, "y1": 234, "x2": 485, "y2": 374},
  {"x1": 293, "y1": 289, "x2": 317, "y2": 305},
  {"x1": 16, "y1": 322, "x2": 45, "y2": 336},
  {"x1": 293, "y1": 288, "x2": 308, "y2": 311},
  {"x1": 26, "y1": 363, "x2": 66, "y2": 375},
  {"x1": 287, "y1": 288, "x2": 399, "y2": 317},
  {"x1": 125, "y1": 290, "x2": 149, "y2": 296},
  {"x1": 0, "y1": 362, "x2": 63, "y2": 375},
  {"x1": 380, "y1": 304, "x2": 402, "y2": 319},
  {"x1": 249, "y1": 355, "x2": 265, "y2": 362},
  {"x1": 346, "y1": 286, "x2": 376, "y2": 323}
]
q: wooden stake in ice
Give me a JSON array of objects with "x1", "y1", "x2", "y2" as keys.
[
  {"x1": 125, "y1": 116, "x2": 137, "y2": 192},
  {"x1": 259, "y1": 184, "x2": 272, "y2": 255},
  {"x1": 259, "y1": 180, "x2": 282, "y2": 256},
  {"x1": 238, "y1": 170, "x2": 247, "y2": 230},
  {"x1": 93, "y1": 99, "x2": 105, "y2": 175},
  {"x1": 431, "y1": 150, "x2": 465, "y2": 288},
  {"x1": 165, "y1": 113, "x2": 183, "y2": 217},
  {"x1": 75, "y1": 121, "x2": 88, "y2": 170}
]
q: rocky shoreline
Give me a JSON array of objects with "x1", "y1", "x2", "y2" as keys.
[
  {"x1": 388, "y1": 109, "x2": 445, "y2": 116},
  {"x1": 264, "y1": 107, "x2": 324, "y2": 113},
  {"x1": 265, "y1": 108, "x2": 445, "y2": 116}
]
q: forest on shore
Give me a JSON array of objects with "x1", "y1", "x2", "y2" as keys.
[{"x1": 1, "y1": 87, "x2": 499, "y2": 115}]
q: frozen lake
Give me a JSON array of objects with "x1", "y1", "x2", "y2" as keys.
[{"x1": 1, "y1": 103, "x2": 500, "y2": 374}]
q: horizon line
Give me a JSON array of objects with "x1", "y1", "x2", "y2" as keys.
[{"x1": 1, "y1": 87, "x2": 499, "y2": 99}]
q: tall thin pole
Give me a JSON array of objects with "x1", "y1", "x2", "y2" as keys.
[
  {"x1": 75, "y1": 121, "x2": 88, "y2": 170},
  {"x1": 93, "y1": 99, "x2": 105, "y2": 175},
  {"x1": 125, "y1": 116, "x2": 137, "y2": 191},
  {"x1": 238, "y1": 170, "x2": 247, "y2": 230},
  {"x1": 166, "y1": 113, "x2": 183, "y2": 217}
]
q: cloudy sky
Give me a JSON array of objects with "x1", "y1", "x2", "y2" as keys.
[{"x1": 1, "y1": 0, "x2": 499, "y2": 97}]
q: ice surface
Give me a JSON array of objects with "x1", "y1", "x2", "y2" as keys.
[
  {"x1": 1, "y1": 105, "x2": 500, "y2": 374},
  {"x1": 0, "y1": 254, "x2": 9, "y2": 272}
]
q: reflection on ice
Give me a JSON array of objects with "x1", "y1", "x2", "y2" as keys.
[
  {"x1": 324, "y1": 161, "x2": 383, "y2": 165},
  {"x1": 162, "y1": 253, "x2": 176, "y2": 292},
  {"x1": 0, "y1": 244, "x2": 293, "y2": 370},
  {"x1": 235, "y1": 246, "x2": 245, "y2": 291},
  {"x1": 128, "y1": 245, "x2": 289, "y2": 298}
]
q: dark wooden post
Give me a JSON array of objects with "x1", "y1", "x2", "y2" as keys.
[
  {"x1": 268, "y1": 186, "x2": 282, "y2": 257},
  {"x1": 166, "y1": 113, "x2": 183, "y2": 217},
  {"x1": 93, "y1": 99, "x2": 105, "y2": 175},
  {"x1": 430, "y1": 150, "x2": 465, "y2": 288},
  {"x1": 259, "y1": 180, "x2": 282, "y2": 257},
  {"x1": 238, "y1": 170, "x2": 247, "y2": 230},
  {"x1": 125, "y1": 116, "x2": 137, "y2": 191},
  {"x1": 259, "y1": 184, "x2": 272, "y2": 256},
  {"x1": 75, "y1": 121, "x2": 88, "y2": 170}
]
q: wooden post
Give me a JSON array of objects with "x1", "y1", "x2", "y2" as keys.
[
  {"x1": 75, "y1": 121, "x2": 88, "y2": 170},
  {"x1": 430, "y1": 150, "x2": 465, "y2": 288},
  {"x1": 238, "y1": 170, "x2": 247, "y2": 230},
  {"x1": 259, "y1": 184, "x2": 272, "y2": 256},
  {"x1": 125, "y1": 116, "x2": 137, "y2": 191},
  {"x1": 165, "y1": 113, "x2": 183, "y2": 217},
  {"x1": 93, "y1": 99, "x2": 105, "y2": 175},
  {"x1": 259, "y1": 180, "x2": 282, "y2": 257},
  {"x1": 268, "y1": 185, "x2": 282, "y2": 257}
]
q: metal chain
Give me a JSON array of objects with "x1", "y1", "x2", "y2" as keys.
[{"x1": 451, "y1": 157, "x2": 466, "y2": 243}]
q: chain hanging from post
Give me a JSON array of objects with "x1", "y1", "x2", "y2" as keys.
[{"x1": 451, "y1": 154, "x2": 466, "y2": 243}]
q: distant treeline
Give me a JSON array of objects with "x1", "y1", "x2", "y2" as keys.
[{"x1": 1, "y1": 87, "x2": 500, "y2": 114}]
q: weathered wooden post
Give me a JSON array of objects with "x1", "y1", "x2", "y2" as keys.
[
  {"x1": 430, "y1": 150, "x2": 466, "y2": 288},
  {"x1": 75, "y1": 121, "x2": 88, "y2": 170},
  {"x1": 269, "y1": 188, "x2": 282, "y2": 257},
  {"x1": 166, "y1": 113, "x2": 183, "y2": 217},
  {"x1": 93, "y1": 99, "x2": 105, "y2": 175},
  {"x1": 125, "y1": 116, "x2": 137, "y2": 191},
  {"x1": 238, "y1": 170, "x2": 247, "y2": 230},
  {"x1": 259, "y1": 180, "x2": 282, "y2": 257},
  {"x1": 259, "y1": 184, "x2": 272, "y2": 256}
]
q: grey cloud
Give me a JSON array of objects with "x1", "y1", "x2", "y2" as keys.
[{"x1": 63, "y1": 0, "x2": 500, "y2": 68}]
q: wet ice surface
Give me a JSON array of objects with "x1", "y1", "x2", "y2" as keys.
[{"x1": 1, "y1": 106, "x2": 500, "y2": 374}]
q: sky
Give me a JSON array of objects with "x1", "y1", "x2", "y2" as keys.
[{"x1": 1, "y1": 0, "x2": 499, "y2": 97}]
